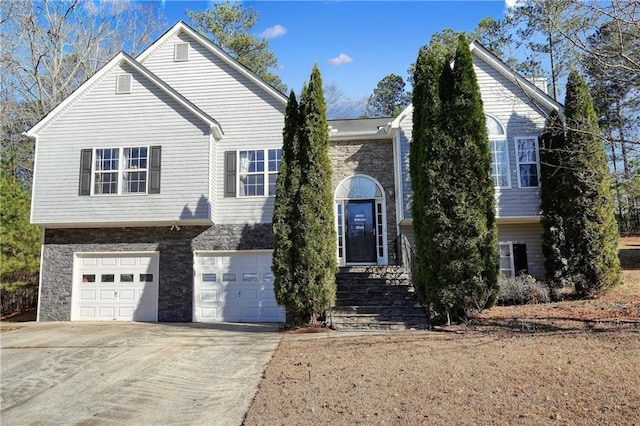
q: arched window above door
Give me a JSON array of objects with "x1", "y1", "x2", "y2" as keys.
[{"x1": 335, "y1": 175, "x2": 384, "y2": 200}]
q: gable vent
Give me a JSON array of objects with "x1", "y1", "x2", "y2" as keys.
[
  {"x1": 174, "y1": 42, "x2": 190, "y2": 62},
  {"x1": 116, "y1": 74, "x2": 132, "y2": 94}
]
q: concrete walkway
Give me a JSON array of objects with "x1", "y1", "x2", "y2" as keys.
[{"x1": 0, "y1": 322, "x2": 282, "y2": 425}]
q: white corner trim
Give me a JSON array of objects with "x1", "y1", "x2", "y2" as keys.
[{"x1": 136, "y1": 21, "x2": 288, "y2": 106}]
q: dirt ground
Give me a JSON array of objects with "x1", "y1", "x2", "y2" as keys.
[{"x1": 244, "y1": 237, "x2": 640, "y2": 425}]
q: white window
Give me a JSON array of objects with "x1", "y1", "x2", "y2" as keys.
[
  {"x1": 486, "y1": 115, "x2": 510, "y2": 188},
  {"x1": 499, "y1": 243, "x2": 514, "y2": 277},
  {"x1": 515, "y1": 136, "x2": 540, "y2": 188},
  {"x1": 238, "y1": 149, "x2": 282, "y2": 197},
  {"x1": 490, "y1": 139, "x2": 510, "y2": 188},
  {"x1": 93, "y1": 147, "x2": 148, "y2": 195}
]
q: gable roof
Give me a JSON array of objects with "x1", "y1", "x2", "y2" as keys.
[
  {"x1": 391, "y1": 40, "x2": 563, "y2": 129},
  {"x1": 25, "y1": 52, "x2": 223, "y2": 140},
  {"x1": 136, "y1": 21, "x2": 288, "y2": 105},
  {"x1": 469, "y1": 40, "x2": 563, "y2": 113}
]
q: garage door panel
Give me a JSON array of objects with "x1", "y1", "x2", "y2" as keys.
[
  {"x1": 194, "y1": 253, "x2": 285, "y2": 323},
  {"x1": 118, "y1": 289, "x2": 135, "y2": 301},
  {"x1": 80, "y1": 290, "x2": 97, "y2": 300},
  {"x1": 73, "y1": 254, "x2": 158, "y2": 322}
]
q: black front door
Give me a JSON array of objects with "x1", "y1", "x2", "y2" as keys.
[{"x1": 345, "y1": 200, "x2": 377, "y2": 263}]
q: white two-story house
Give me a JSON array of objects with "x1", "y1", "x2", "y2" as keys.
[{"x1": 26, "y1": 22, "x2": 561, "y2": 323}]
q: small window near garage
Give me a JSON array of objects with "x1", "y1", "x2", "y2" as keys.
[
  {"x1": 174, "y1": 42, "x2": 189, "y2": 62},
  {"x1": 139, "y1": 274, "x2": 154, "y2": 282},
  {"x1": 202, "y1": 273, "x2": 217, "y2": 282},
  {"x1": 82, "y1": 274, "x2": 95, "y2": 283},
  {"x1": 222, "y1": 273, "x2": 236, "y2": 282},
  {"x1": 242, "y1": 273, "x2": 258, "y2": 282},
  {"x1": 120, "y1": 274, "x2": 134, "y2": 283},
  {"x1": 101, "y1": 274, "x2": 115, "y2": 283},
  {"x1": 263, "y1": 272, "x2": 275, "y2": 283},
  {"x1": 116, "y1": 74, "x2": 132, "y2": 94}
]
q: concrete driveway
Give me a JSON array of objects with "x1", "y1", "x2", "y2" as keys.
[{"x1": 0, "y1": 322, "x2": 282, "y2": 425}]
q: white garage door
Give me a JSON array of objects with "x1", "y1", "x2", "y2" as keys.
[
  {"x1": 194, "y1": 252, "x2": 285, "y2": 323},
  {"x1": 73, "y1": 253, "x2": 159, "y2": 321}
]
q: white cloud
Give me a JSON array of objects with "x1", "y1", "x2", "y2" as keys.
[
  {"x1": 505, "y1": 0, "x2": 518, "y2": 8},
  {"x1": 260, "y1": 25, "x2": 287, "y2": 40},
  {"x1": 328, "y1": 53, "x2": 354, "y2": 67}
]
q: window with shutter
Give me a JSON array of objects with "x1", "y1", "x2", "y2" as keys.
[{"x1": 80, "y1": 146, "x2": 158, "y2": 196}]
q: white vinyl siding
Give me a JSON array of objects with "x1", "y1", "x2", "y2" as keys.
[
  {"x1": 139, "y1": 32, "x2": 286, "y2": 224},
  {"x1": 31, "y1": 62, "x2": 213, "y2": 226}
]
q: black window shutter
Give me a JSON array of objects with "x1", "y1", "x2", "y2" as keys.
[
  {"x1": 224, "y1": 151, "x2": 236, "y2": 197},
  {"x1": 513, "y1": 244, "x2": 529, "y2": 275},
  {"x1": 149, "y1": 146, "x2": 161, "y2": 194},
  {"x1": 79, "y1": 149, "x2": 92, "y2": 196}
]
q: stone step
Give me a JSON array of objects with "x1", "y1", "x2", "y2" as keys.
[
  {"x1": 332, "y1": 265, "x2": 428, "y2": 330},
  {"x1": 331, "y1": 306, "x2": 426, "y2": 316}
]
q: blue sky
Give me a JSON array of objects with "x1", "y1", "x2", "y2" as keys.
[{"x1": 160, "y1": 1, "x2": 510, "y2": 99}]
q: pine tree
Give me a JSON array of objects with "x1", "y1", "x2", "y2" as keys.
[
  {"x1": 540, "y1": 110, "x2": 569, "y2": 284},
  {"x1": 1, "y1": 152, "x2": 41, "y2": 291},
  {"x1": 272, "y1": 91, "x2": 302, "y2": 314},
  {"x1": 411, "y1": 34, "x2": 498, "y2": 321},
  {"x1": 272, "y1": 67, "x2": 336, "y2": 325},
  {"x1": 563, "y1": 71, "x2": 621, "y2": 296}
]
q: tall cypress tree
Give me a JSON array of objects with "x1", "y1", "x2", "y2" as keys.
[
  {"x1": 273, "y1": 91, "x2": 302, "y2": 314},
  {"x1": 563, "y1": 71, "x2": 621, "y2": 296},
  {"x1": 273, "y1": 67, "x2": 336, "y2": 325},
  {"x1": 410, "y1": 45, "x2": 445, "y2": 304},
  {"x1": 295, "y1": 65, "x2": 337, "y2": 323},
  {"x1": 540, "y1": 110, "x2": 569, "y2": 284},
  {"x1": 411, "y1": 34, "x2": 498, "y2": 321}
]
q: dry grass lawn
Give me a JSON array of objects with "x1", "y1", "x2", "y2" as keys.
[{"x1": 244, "y1": 237, "x2": 640, "y2": 425}]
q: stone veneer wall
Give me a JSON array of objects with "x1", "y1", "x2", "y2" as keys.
[
  {"x1": 40, "y1": 224, "x2": 272, "y2": 322},
  {"x1": 329, "y1": 138, "x2": 398, "y2": 264}
]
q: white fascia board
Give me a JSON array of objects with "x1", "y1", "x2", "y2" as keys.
[
  {"x1": 136, "y1": 21, "x2": 288, "y2": 106},
  {"x1": 391, "y1": 105, "x2": 413, "y2": 129},
  {"x1": 25, "y1": 52, "x2": 223, "y2": 140},
  {"x1": 329, "y1": 131, "x2": 393, "y2": 142},
  {"x1": 469, "y1": 41, "x2": 563, "y2": 114}
]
